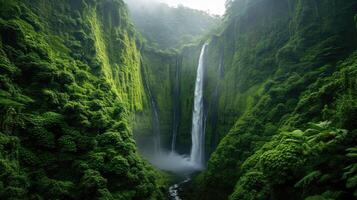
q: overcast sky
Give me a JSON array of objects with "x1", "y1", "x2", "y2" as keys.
[{"x1": 156, "y1": 0, "x2": 226, "y2": 15}]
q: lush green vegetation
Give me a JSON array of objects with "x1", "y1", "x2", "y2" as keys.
[
  {"x1": 1, "y1": 0, "x2": 356, "y2": 199},
  {"x1": 0, "y1": 0, "x2": 166, "y2": 199},
  {"x1": 190, "y1": 0, "x2": 357, "y2": 199}
]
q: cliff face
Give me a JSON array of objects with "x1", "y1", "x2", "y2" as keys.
[
  {"x1": 0, "y1": 0, "x2": 165, "y2": 199},
  {"x1": 133, "y1": 48, "x2": 177, "y2": 151},
  {"x1": 133, "y1": 0, "x2": 357, "y2": 199},
  {"x1": 191, "y1": 0, "x2": 357, "y2": 199},
  {"x1": 4, "y1": 0, "x2": 356, "y2": 199},
  {"x1": 134, "y1": 45, "x2": 202, "y2": 155}
]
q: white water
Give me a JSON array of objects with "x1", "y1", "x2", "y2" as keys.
[
  {"x1": 168, "y1": 178, "x2": 190, "y2": 200},
  {"x1": 189, "y1": 43, "x2": 208, "y2": 168},
  {"x1": 152, "y1": 98, "x2": 161, "y2": 155},
  {"x1": 171, "y1": 58, "x2": 180, "y2": 152}
]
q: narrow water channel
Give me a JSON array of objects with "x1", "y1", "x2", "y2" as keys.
[{"x1": 168, "y1": 178, "x2": 191, "y2": 200}]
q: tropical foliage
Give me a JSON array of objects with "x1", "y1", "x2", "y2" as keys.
[{"x1": 0, "y1": 0, "x2": 166, "y2": 199}]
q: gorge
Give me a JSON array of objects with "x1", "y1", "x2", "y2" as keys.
[{"x1": 0, "y1": 0, "x2": 357, "y2": 200}]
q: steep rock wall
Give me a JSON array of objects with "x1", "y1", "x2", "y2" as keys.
[
  {"x1": 192, "y1": 0, "x2": 357, "y2": 199},
  {"x1": 0, "y1": 0, "x2": 166, "y2": 199}
]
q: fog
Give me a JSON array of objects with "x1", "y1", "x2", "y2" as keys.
[
  {"x1": 135, "y1": 135, "x2": 202, "y2": 175},
  {"x1": 124, "y1": 0, "x2": 226, "y2": 15},
  {"x1": 146, "y1": 150, "x2": 202, "y2": 174}
]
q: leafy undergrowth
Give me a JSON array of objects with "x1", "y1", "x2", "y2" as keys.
[{"x1": 229, "y1": 121, "x2": 356, "y2": 200}]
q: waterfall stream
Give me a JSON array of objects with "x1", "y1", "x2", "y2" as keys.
[
  {"x1": 151, "y1": 98, "x2": 161, "y2": 154},
  {"x1": 189, "y1": 43, "x2": 208, "y2": 168},
  {"x1": 171, "y1": 58, "x2": 180, "y2": 152},
  {"x1": 141, "y1": 44, "x2": 209, "y2": 200},
  {"x1": 140, "y1": 60, "x2": 161, "y2": 155},
  {"x1": 167, "y1": 43, "x2": 208, "y2": 200}
]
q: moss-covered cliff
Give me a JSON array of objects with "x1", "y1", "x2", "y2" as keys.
[
  {"x1": 134, "y1": 44, "x2": 205, "y2": 155},
  {"x1": 131, "y1": 2, "x2": 357, "y2": 199},
  {"x1": 4, "y1": 0, "x2": 355, "y2": 199},
  {"x1": 133, "y1": 47, "x2": 177, "y2": 151},
  {"x1": 191, "y1": 0, "x2": 357, "y2": 199},
  {"x1": 0, "y1": 0, "x2": 166, "y2": 199}
]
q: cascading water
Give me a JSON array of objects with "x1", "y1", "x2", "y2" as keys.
[
  {"x1": 171, "y1": 58, "x2": 180, "y2": 152},
  {"x1": 140, "y1": 44, "x2": 209, "y2": 200},
  {"x1": 142, "y1": 45, "x2": 208, "y2": 200},
  {"x1": 140, "y1": 60, "x2": 161, "y2": 155},
  {"x1": 151, "y1": 98, "x2": 161, "y2": 154},
  {"x1": 189, "y1": 43, "x2": 208, "y2": 168}
]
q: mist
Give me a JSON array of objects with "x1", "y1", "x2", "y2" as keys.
[
  {"x1": 146, "y1": 151, "x2": 202, "y2": 173},
  {"x1": 124, "y1": 0, "x2": 219, "y2": 50},
  {"x1": 135, "y1": 135, "x2": 202, "y2": 175},
  {"x1": 124, "y1": 0, "x2": 226, "y2": 15}
]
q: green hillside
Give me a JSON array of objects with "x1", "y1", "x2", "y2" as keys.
[
  {"x1": 1, "y1": 0, "x2": 356, "y2": 200},
  {"x1": 0, "y1": 0, "x2": 166, "y2": 199}
]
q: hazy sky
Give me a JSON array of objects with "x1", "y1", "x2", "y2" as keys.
[{"x1": 156, "y1": 0, "x2": 226, "y2": 15}]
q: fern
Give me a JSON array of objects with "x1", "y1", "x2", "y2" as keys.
[
  {"x1": 307, "y1": 121, "x2": 331, "y2": 131},
  {"x1": 346, "y1": 147, "x2": 357, "y2": 158},
  {"x1": 295, "y1": 170, "x2": 322, "y2": 188}
]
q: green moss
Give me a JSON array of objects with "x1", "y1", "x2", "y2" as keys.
[
  {"x1": 192, "y1": 0, "x2": 357, "y2": 199},
  {"x1": 0, "y1": 0, "x2": 166, "y2": 199}
]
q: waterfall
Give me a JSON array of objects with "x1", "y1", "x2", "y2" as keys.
[
  {"x1": 151, "y1": 98, "x2": 161, "y2": 154},
  {"x1": 189, "y1": 43, "x2": 208, "y2": 168},
  {"x1": 171, "y1": 58, "x2": 180, "y2": 152},
  {"x1": 140, "y1": 60, "x2": 161, "y2": 155}
]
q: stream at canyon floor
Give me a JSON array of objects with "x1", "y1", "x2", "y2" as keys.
[
  {"x1": 168, "y1": 178, "x2": 191, "y2": 200},
  {"x1": 145, "y1": 151, "x2": 201, "y2": 200}
]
